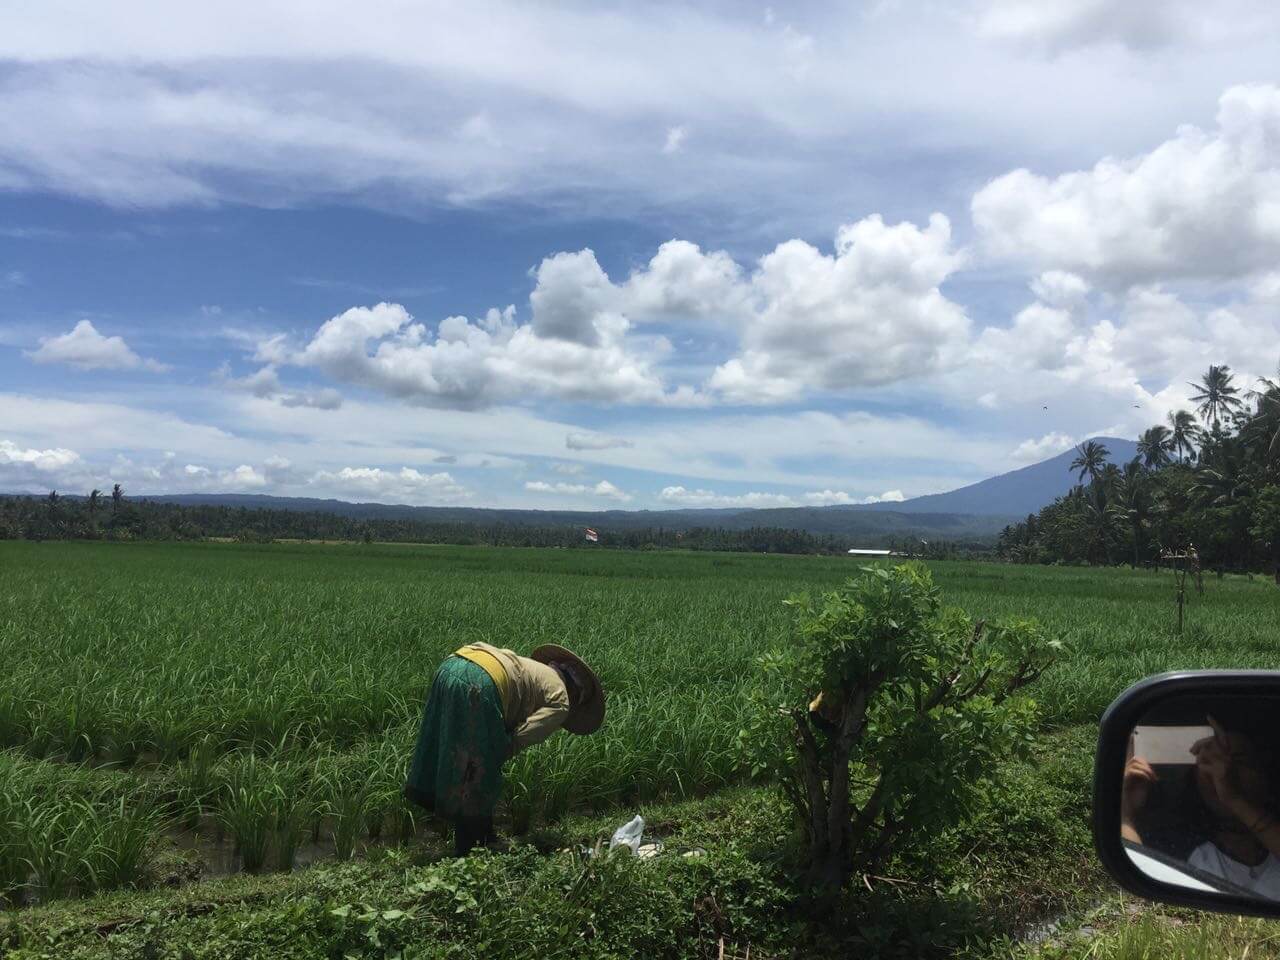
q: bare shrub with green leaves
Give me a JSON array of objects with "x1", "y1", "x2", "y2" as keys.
[{"x1": 741, "y1": 562, "x2": 1062, "y2": 896}]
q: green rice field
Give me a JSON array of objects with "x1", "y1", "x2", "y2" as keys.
[{"x1": 2, "y1": 539, "x2": 1279, "y2": 953}]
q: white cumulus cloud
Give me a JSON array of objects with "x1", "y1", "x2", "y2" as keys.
[
  {"x1": 216, "y1": 363, "x2": 343, "y2": 410},
  {"x1": 973, "y1": 84, "x2": 1280, "y2": 285},
  {"x1": 801, "y1": 489, "x2": 906, "y2": 506},
  {"x1": 279, "y1": 293, "x2": 677, "y2": 408},
  {"x1": 967, "y1": 267, "x2": 1280, "y2": 428},
  {"x1": 27, "y1": 320, "x2": 167, "y2": 372},
  {"x1": 218, "y1": 464, "x2": 267, "y2": 488},
  {"x1": 524, "y1": 479, "x2": 632, "y2": 502},
  {"x1": 261, "y1": 217, "x2": 973, "y2": 410},
  {"x1": 658, "y1": 486, "x2": 797, "y2": 508},
  {"x1": 308, "y1": 466, "x2": 470, "y2": 504},
  {"x1": 707, "y1": 214, "x2": 969, "y2": 403},
  {"x1": 0, "y1": 438, "x2": 80, "y2": 471},
  {"x1": 1011, "y1": 432, "x2": 1078, "y2": 463},
  {"x1": 621, "y1": 240, "x2": 749, "y2": 321}
]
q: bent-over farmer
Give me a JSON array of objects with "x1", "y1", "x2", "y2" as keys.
[{"x1": 404, "y1": 642, "x2": 605, "y2": 855}]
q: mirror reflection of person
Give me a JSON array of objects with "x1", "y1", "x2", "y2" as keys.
[{"x1": 1122, "y1": 717, "x2": 1280, "y2": 899}]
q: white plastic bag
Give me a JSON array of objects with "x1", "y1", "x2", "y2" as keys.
[{"x1": 608, "y1": 814, "x2": 644, "y2": 856}]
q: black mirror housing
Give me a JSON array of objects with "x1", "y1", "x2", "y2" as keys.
[{"x1": 1095, "y1": 670, "x2": 1280, "y2": 918}]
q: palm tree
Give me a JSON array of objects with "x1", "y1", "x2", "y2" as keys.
[
  {"x1": 1190, "y1": 438, "x2": 1253, "y2": 568},
  {"x1": 1166, "y1": 410, "x2": 1200, "y2": 464},
  {"x1": 1109, "y1": 460, "x2": 1152, "y2": 569},
  {"x1": 1247, "y1": 369, "x2": 1280, "y2": 462},
  {"x1": 1188, "y1": 365, "x2": 1245, "y2": 430},
  {"x1": 88, "y1": 489, "x2": 102, "y2": 517},
  {"x1": 45, "y1": 490, "x2": 62, "y2": 536},
  {"x1": 1136, "y1": 426, "x2": 1172, "y2": 469},
  {"x1": 1191, "y1": 462, "x2": 1250, "y2": 509},
  {"x1": 111, "y1": 483, "x2": 123, "y2": 515},
  {"x1": 1070, "y1": 440, "x2": 1110, "y2": 484},
  {"x1": 1082, "y1": 485, "x2": 1116, "y2": 565}
]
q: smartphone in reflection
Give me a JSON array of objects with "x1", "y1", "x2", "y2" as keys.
[{"x1": 1132, "y1": 725, "x2": 1214, "y2": 764}]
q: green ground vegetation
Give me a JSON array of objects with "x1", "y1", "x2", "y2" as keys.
[{"x1": 2, "y1": 540, "x2": 1279, "y2": 956}]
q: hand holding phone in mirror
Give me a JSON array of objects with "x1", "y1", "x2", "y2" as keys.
[
  {"x1": 1095, "y1": 673, "x2": 1280, "y2": 917},
  {"x1": 1122, "y1": 734, "x2": 1158, "y2": 844},
  {"x1": 1132, "y1": 724, "x2": 1214, "y2": 764}
]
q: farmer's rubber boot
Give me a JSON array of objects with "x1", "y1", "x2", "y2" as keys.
[{"x1": 454, "y1": 815, "x2": 495, "y2": 856}]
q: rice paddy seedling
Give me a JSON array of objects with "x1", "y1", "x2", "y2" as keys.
[
  {"x1": 502, "y1": 762, "x2": 537, "y2": 836},
  {"x1": 0, "y1": 749, "x2": 160, "y2": 902},
  {"x1": 20, "y1": 803, "x2": 97, "y2": 900},
  {"x1": 0, "y1": 783, "x2": 26, "y2": 903},
  {"x1": 355, "y1": 738, "x2": 415, "y2": 843},
  {"x1": 19, "y1": 795, "x2": 156, "y2": 900},
  {"x1": 79, "y1": 795, "x2": 161, "y2": 893},
  {"x1": 316, "y1": 760, "x2": 375, "y2": 862},
  {"x1": 268, "y1": 763, "x2": 314, "y2": 872},
  {"x1": 329, "y1": 790, "x2": 367, "y2": 862},
  {"x1": 383, "y1": 794, "x2": 419, "y2": 846},
  {"x1": 214, "y1": 753, "x2": 274, "y2": 873},
  {"x1": 0, "y1": 539, "x2": 1277, "y2": 906},
  {"x1": 169, "y1": 733, "x2": 221, "y2": 828}
]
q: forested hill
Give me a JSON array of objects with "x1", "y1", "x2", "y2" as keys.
[
  {"x1": 137, "y1": 493, "x2": 1015, "y2": 541},
  {"x1": 4, "y1": 438, "x2": 1163, "y2": 547},
  {"x1": 123, "y1": 437, "x2": 1138, "y2": 528}
]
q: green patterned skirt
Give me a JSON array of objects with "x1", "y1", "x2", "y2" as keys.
[{"x1": 404, "y1": 656, "x2": 509, "y2": 820}]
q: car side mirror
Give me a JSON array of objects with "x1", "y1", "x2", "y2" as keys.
[{"x1": 1094, "y1": 671, "x2": 1280, "y2": 917}]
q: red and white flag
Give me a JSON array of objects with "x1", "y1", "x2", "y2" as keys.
[{"x1": 584, "y1": 528, "x2": 599, "y2": 542}]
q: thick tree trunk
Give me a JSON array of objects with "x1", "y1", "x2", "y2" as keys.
[
  {"x1": 804, "y1": 852, "x2": 845, "y2": 902},
  {"x1": 791, "y1": 712, "x2": 828, "y2": 868},
  {"x1": 795, "y1": 681, "x2": 877, "y2": 905}
]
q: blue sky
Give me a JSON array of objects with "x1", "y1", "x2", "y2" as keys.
[{"x1": 3, "y1": 1, "x2": 1280, "y2": 509}]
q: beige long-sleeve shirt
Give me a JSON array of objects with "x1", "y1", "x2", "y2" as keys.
[{"x1": 470, "y1": 642, "x2": 571, "y2": 755}]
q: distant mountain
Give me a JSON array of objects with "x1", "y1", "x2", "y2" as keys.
[{"x1": 857, "y1": 437, "x2": 1139, "y2": 518}]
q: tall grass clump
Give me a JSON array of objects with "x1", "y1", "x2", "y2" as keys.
[
  {"x1": 316, "y1": 757, "x2": 374, "y2": 862},
  {"x1": 0, "y1": 751, "x2": 161, "y2": 903},
  {"x1": 214, "y1": 753, "x2": 274, "y2": 873},
  {"x1": 20, "y1": 803, "x2": 99, "y2": 901},
  {"x1": 269, "y1": 762, "x2": 314, "y2": 872},
  {"x1": 169, "y1": 733, "x2": 221, "y2": 828}
]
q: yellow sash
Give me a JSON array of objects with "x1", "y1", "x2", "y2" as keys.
[{"x1": 454, "y1": 645, "x2": 511, "y2": 719}]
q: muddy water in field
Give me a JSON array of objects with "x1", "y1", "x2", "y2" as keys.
[{"x1": 162, "y1": 821, "x2": 445, "y2": 878}]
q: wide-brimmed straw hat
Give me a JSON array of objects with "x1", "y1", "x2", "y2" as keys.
[{"x1": 530, "y1": 643, "x2": 605, "y2": 735}]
